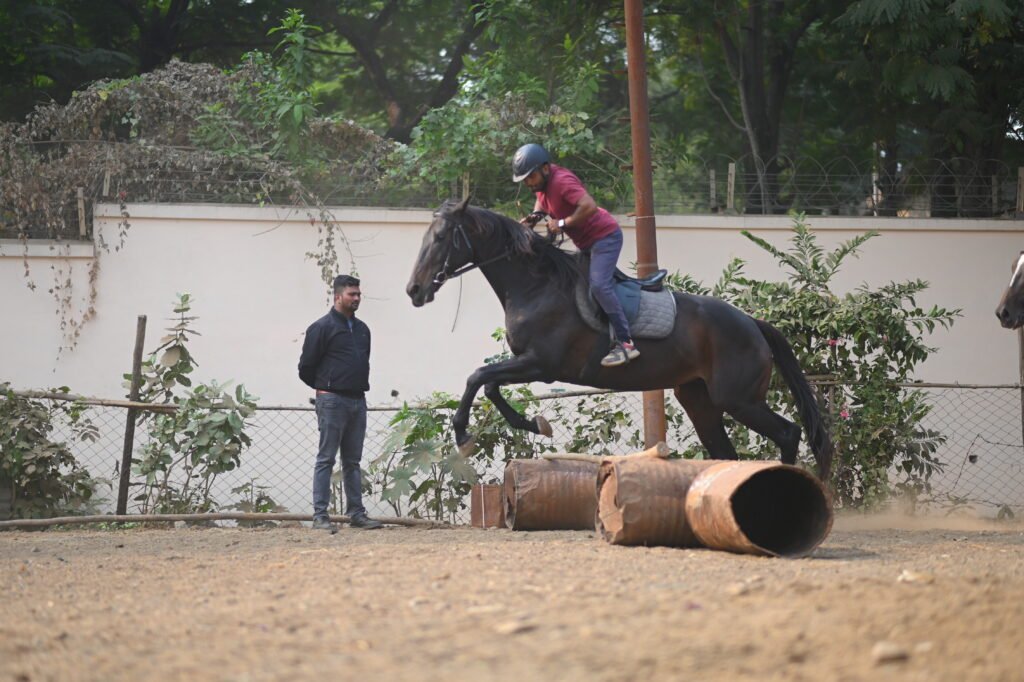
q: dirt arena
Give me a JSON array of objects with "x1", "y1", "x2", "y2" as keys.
[{"x1": 2, "y1": 514, "x2": 1023, "y2": 682}]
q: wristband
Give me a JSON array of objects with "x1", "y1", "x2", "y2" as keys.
[{"x1": 558, "y1": 219, "x2": 566, "y2": 229}]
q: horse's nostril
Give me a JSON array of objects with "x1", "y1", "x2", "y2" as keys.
[
  {"x1": 408, "y1": 284, "x2": 420, "y2": 297},
  {"x1": 997, "y1": 306, "x2": 1009, "y2": 321}
]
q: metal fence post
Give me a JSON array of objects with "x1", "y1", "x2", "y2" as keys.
[
  {"x1": 727, "y1": 163, "x2": 736, "y2": 213},
  {"x1": 117, "y1": 315, "x2": 147, "y2": 514},
  {"x1": 1016, "y1": 167, "x2": 1023, "y2": 217}
]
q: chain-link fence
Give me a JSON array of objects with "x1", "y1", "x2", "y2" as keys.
[{"x1": 8, "y1": 383, "x2": 1024, "y2": 523}]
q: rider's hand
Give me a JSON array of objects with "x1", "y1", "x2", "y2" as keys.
[{"x1": 522, "y1": 210, "x2": 546, "y2": 227}]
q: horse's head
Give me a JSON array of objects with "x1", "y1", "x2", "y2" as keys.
[
  {"x1": 996, "y1": 251, "x2": 1024, "y2": 329},
  {"x1": 406, "y1": 197, "x2": 474, "y2": 307}
]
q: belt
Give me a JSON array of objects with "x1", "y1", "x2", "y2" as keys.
[{"x1": 316, "y1": 389, "x2": 364, "y2": 399}]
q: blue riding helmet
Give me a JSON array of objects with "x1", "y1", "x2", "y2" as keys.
[{"x1": 512, "y1": 143, "x2": 551, "y2": 182}]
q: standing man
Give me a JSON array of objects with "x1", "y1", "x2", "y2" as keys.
[
  {"x1": 298, "y1": 275, "x2": 383, "y2": 531},
  {"x1": 512, "y1": 143, "x2": 640, "y2": 367}
]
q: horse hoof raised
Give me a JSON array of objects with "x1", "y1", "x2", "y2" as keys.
[
  {"x1": 457, "y1": 436, "x2": 477, "y2": 458},
  {"x1": 534, "y1": 415, "x2": 553, "y2": 438}
]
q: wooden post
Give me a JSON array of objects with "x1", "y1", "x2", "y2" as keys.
[
  {"x1": 727, "y1": 163, "x2": 736, "y2": 213},
  {"x1": 76, "y1": 188, "x2": 86, "y2": 239},
  {"x1": 117, "y1": 316, "x2": 147, "y2": 515},
  {"x1": 462, "y1": 172, "x2": 470, "y2": 200},
  {"x1": 709, "y1": 169, "x2": 716, "y2": 211}
]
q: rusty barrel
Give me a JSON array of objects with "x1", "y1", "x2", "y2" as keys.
[
  {"x1": 596, "y1": 458, "x2": 833, "y2": 557},
  {"x1": 503, "y1": 459, "x2": 599, "y2": 530},
  {"x1": 685, "y1": 461, "x2": 833, "y2": 558},
  {"x1": 596, "y1": 458, "x2": 718, "y2": 546}
]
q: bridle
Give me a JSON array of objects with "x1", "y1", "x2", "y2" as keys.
[{"x1": 432, "y1": 215, "x2": 514, "y2": 286}]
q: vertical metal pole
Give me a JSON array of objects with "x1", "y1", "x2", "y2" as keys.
[
  {"x1": 1017, "y1": 167, "x2": 1023, "y2": 216},
  {"x1": 117, "y1": 315, "x2": 147, "y2": 515},
  {"x1": 991, "y1": 175, "x2": 998, "y2": 216},
  {"x1": 77, "y1": 188, "x2": 87, "y2": 239},
  {"x1": 1018, "y1": 326, "x2": 1024, "y2": 449},
  {"x1": 709, "y1": 169, "x2": 717, "y2": 211},
  {"x1": 727, "y1": 163, "x2": 736, "y2": 213},
  {"x1": 625, "y1": 0, "x2": 666, "y2": 447}
]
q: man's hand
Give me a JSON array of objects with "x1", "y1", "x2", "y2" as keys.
[
  {"x1": 521, "y1": 210, "x2": 547, "y2": 227},
  {"x1": 545, "y1": 217, "x2": 562, "y2": 234}
]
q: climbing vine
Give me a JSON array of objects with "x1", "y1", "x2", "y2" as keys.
[{"x1": 0, "y1": 12, "x2": 391, "y2": 352}]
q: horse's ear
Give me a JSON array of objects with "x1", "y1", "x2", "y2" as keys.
[{"x1": 455, "y1": 196, "x2": 470, "y2": 214}]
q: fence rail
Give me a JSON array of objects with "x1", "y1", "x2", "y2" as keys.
[{"x1": 4, "y1": 382, "x2": 1023, "y2": 525}]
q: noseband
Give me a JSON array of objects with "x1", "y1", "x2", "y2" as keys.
[{"x1": 432, "y1": 217, "x2": 512, "y2": 286}]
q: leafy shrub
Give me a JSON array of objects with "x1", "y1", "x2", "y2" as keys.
[
  {"x1": 128, "y1": 294, "x2": 259, "y2": 514},
  {"x1": 666, "y1": 214, "x2": 959, "y2": 506},
  {"x1": 0, "y1": 384, "x2": 106, "y2": 519}
]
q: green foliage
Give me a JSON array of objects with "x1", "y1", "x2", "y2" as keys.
[
  {"x1": 387, "y1": 1, "x2": 629, "y2": 211},
  {"x1": 666, "y1": 214, "x2": 960, "y2": 506},
  {"x1": 128, "y1": 294, "x2": 259, "y2": 514},
  {"x1": 366, "y1": 384, "x2": 543, "y2": 522},
  {"x1": 227, "y1": 479, "x2": 288, "y2": 527},
  {"x1": 193, "y1": 10, "x2": 321, "y2": 164},
  {"x1": 0, "y1": 383, "x2": 107, "y2": 519}
]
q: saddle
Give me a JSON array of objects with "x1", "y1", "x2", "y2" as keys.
[{"x1": 575, "y1": 266, "x2": 677, "y2": 340}]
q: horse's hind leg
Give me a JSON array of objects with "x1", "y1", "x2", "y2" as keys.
[
  {"x1": 674, "y1": 381, "x2": 737, "y2": 460},
  {"x1": 728, "y1": 401, "x2": 801, "y2": 464},
  {"x1": 483, "y1": 382, "x2": 552, "y2": 437}
]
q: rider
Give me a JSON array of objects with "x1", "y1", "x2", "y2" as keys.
[{"x1": 513, "y1": 143, "x2": 639, "y2": 367}]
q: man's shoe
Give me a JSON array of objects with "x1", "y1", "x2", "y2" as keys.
[
  {"x1": 600, "y1": 341, "x2": 640, "y2": 368},
  {"x1": 312, "y1": 517, "x2": 338, "y2": 534},
  {"x1": 349, "y1": 514, "x2": 383, "y2": 530}
]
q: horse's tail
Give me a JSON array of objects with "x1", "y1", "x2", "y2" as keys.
[{"x1": 755, "y1": 318, "x2": 834, "y2": 483}]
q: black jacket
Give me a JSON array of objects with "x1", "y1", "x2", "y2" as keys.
[{"x1": 298, "y1": 308, "x2": 371, "y2": 393}]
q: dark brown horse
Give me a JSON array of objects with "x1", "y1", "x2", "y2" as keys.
[
  {"x1": 406, "y1": 198, "x2": 833, "y2": 481},
  {"x1": 995, "y1": 251, "x2": 1024, "y2": 329}
]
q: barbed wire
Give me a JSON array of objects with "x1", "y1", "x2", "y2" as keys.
[{"x1": 2, "y1": 140, "x2": 1020, "y2": 240}]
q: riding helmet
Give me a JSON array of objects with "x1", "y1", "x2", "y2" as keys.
[{"x1": 512, "y1": 143, "x2": 551, "y2": 182}]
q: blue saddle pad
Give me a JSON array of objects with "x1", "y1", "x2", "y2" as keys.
[{"x1": 613, "y1": 280, "x2": 643, "y2": 327}]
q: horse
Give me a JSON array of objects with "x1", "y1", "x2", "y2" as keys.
[
  {"x1": 406, "y1": 198, "x2": 833, "y2": 482},
  {"x1": 995, "y1": 251, "x2": 1024, "y2": 329}
]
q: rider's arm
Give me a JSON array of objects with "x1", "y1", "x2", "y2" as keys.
[
  {"x1": 549, "y1": 191, "x2": 598, "y2": 233},
  {"x1": 564, "y1": 192, "x2": 598, "y2": 228}
]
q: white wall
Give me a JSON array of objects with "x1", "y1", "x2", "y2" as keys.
[{"x1": 2, "y1": 204, "x2": 1022, "y2": 406}]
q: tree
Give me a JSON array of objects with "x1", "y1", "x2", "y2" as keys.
[
  {"x1": 837, "y1": 0, "x2": 1024, "y2": 216},
  {"x1": 650, "y1": 0, "x2": 846, "y2": 213}
]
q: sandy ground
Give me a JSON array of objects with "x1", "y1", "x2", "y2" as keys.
[{"x1": 2, "y1": 514, "x2": 1023, "y2": 682}]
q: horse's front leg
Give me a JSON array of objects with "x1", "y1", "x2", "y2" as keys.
[
  {"x1": 452, "y1": 355, "x2": 550, "y2": 456},
  {"x1": 483, "y1": 382, "x2": 554, "y2": 438}
]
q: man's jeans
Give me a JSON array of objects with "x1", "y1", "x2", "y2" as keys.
[
  {"x1": 313, "y1": 393, "x2": 367, "y2": 519},
  {"x1": 588, "y1": 229, "x2": 632, "y2": 343}
]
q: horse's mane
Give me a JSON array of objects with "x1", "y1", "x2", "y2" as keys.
[{"x1": 456, "y1": 203, "x2": 582, "y2": 290}]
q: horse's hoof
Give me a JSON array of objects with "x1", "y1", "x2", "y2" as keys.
[
  {"x1": 457, "y1": 436, "x2": 477, "y2": 458},
  {"x1": 534, "y1": 415, "x2": 553, "y2": 438}
]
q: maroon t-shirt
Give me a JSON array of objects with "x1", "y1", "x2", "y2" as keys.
[{"x1": 535, "y1": 164, "x2": 619, "y2": 251}]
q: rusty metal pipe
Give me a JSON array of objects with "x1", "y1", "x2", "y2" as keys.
[
  {"x1": 596, "y1": 458, "x2": 717, "y2": 546},
  {"x1": 686, "y1": 461, "x2": 833, "y2": 558},
  {"x1": 503, "y1": 459, "x2": 599, "y2": 530},
  {"x1": 596, "y1": 459, "x2": 833, "y2": 557}
]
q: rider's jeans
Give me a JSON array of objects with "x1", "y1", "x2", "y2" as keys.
[
  {"x1": 587, "y1": 229, "x2": 632, "y2": 344},
  {"x1": 313, "y1": 392, "x2": 367, "y2": 519}
]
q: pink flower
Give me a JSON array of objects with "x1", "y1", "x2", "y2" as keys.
[
  {"x1": 839, "y1": 408, "x2": 851, "y2": 419},
  {"x1": 828, "y1": 338, "x2": 839, "y2": 347}
]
